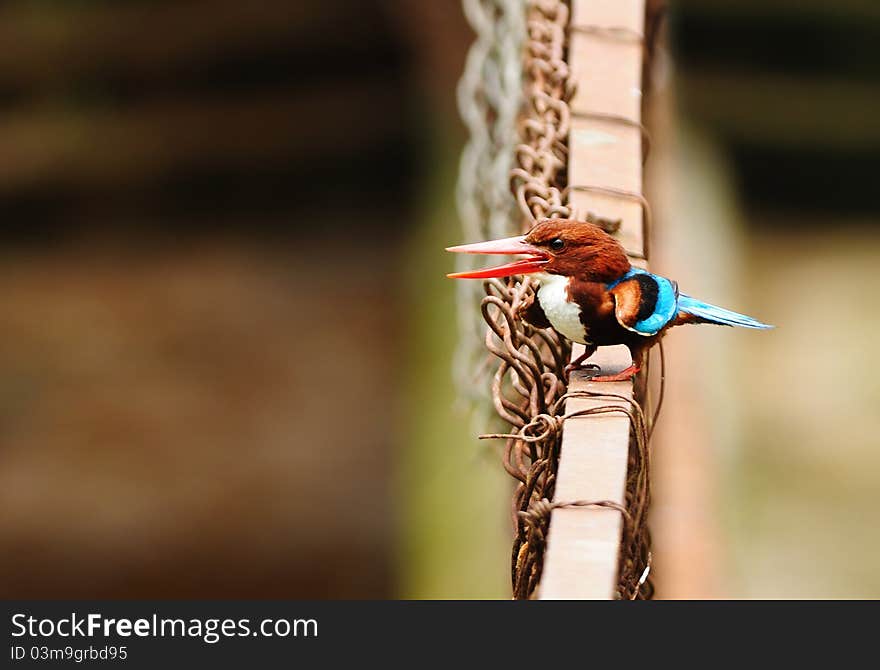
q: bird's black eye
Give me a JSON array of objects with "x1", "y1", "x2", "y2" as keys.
[{"x1": 549, "y1": 237, "x2": 565, "y2": 251}]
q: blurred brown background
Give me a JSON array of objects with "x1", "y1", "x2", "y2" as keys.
[
  {"x1": 0, "y1": 0, "x2": 460, "y2": 599},
  {"x1": 1, "y1": 0, "x2": 878, "y2": 599},
  {"x1": 650, "y1": 0, "x2": 880, "y2": 598}
]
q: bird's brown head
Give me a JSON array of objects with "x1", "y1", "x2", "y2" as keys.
[{"x1": 447, "y1": 219, "x2": 630, "y2": 282}]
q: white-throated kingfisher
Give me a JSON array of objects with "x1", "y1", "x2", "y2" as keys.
[{"x1": 447, "y1": 219, "x2": 772, "y2": 382}]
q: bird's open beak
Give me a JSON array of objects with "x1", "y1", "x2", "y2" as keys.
[{"x1": 445, "y1": 235, "x2": 549, "y2": 279}]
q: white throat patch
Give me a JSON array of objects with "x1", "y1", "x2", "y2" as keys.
[{"x1": 534, "y1": 272, "x2": 589, "y2": 345}]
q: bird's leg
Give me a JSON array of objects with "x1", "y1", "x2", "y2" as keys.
[
  {"x1": 564, "y1": 345, "x2": 599, "y2": 378},
  {"x1": 588, "y1": 347, "x2": 645, "y2": 383}
]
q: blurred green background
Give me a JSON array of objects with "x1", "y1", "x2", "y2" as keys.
[{"x1": 0, "y1": 0, "x2": 877, "y2": 599}]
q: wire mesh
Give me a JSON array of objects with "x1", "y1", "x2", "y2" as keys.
[
  {"x1": 456, "y1": 0, "x2": 658, "y2": 599},
  {"x1": 455, "y1": 0, "x2": 527, "y2": 403}
]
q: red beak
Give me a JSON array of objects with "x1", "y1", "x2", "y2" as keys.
[{"x1": 446, "y1": 235, "x2": 549, "y2": 279}]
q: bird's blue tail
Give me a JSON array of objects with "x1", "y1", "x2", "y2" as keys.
[{"x1": 678, "y1": 294, "x2": 774, "y2": 329}]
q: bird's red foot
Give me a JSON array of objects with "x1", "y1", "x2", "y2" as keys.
[
  {"x1": 587, "y1": 364, "x2": 641, "y2": 382},
  {"x1": 564, "y1": 361, "x2": 601, "y2": 378}
]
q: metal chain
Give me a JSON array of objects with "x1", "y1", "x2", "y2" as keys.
[
  {"x1": 457, "y1": 0, "x2": 654, "y2": 599},
  {"x1": 455, "y1": 0, "x2": 527, "y2": 403}
]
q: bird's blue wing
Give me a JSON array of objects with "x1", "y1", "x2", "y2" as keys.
[{"x1": 607, "y1": 268, "x2": 678, "y2": 336}]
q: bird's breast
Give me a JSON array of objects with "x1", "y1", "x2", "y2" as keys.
[{"x1": 535, "y1": 273, "x2": 590, "y2": 345}]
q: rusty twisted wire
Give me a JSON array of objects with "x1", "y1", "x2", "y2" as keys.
[
  {"x1": 455, "y1": 0, "x2": 527, "y2": 406},
  {"x1": 458, "y1": 0, "x2": 659, "y2": 599},
  {"x1": 515, "y1": 388, "x2": 654, "y2": 599},
  {"x1": 490, "y1": 0, "x2": 580, "y2": 599}
]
